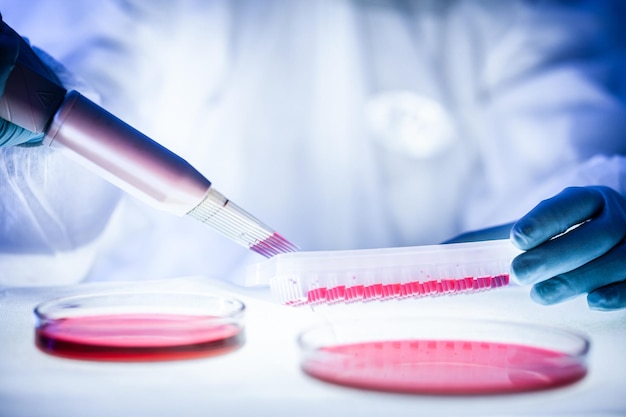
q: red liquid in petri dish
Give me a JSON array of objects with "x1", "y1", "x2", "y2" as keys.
[
  {"x1": 302, "y1": 339, "x2": 587, "y2": 395},
  {"x1": 36, "y1": 313, "x2": 244, "y2": 362}
]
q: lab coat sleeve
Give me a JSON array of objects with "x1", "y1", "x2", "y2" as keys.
[{"x1": 462, "y1": 0, "x2": 626, "y2": 230}]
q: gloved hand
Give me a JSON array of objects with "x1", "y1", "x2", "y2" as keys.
[
  {"x1": 511, "y1": 186, "x2": 626, "y2": 311},
  {"x1": 0, "y1": 15, "x2": 43, "y2": 146},
  {"x1": 0, "y1": 15, "x2": 121, "y2": 286}
]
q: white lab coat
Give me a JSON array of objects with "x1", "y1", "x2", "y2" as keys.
[{"x1": 1, "y1": 0, "x2": 625, "y2": 285}]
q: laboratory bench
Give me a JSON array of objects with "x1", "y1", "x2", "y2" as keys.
[{"x1": 1, "y1": 276, "x2": 625, "y2": 417}]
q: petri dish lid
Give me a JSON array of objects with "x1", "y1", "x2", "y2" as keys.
[
  {"x1": 34, "y1": 291, "x2": 245, "y2": 362},
  {"x1": 298, "y1": 317, "x2": 590, "y2": 395}
]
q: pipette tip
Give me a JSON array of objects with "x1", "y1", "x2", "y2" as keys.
[
  {"x1": 188, "y1": 187, "x2": 299, "y2": 257},
  {"x1": 250, "y1": 233, "x2": 300, "y2": 258}
]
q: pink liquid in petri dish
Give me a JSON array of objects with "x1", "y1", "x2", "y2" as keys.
[
  {"x1": 302, "y1": 339, "x2": 587, "y2": 395},
  {"x1": 35, "y1": 313, "x2": 244, "y2": 362}
]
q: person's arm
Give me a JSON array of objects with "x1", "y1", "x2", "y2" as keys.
[
  {"x1": 450, "y1": 2, "x2": 626, "y2": 311},
  {"x1": 0, "y1": 12, "x2": 122, "y2": 286},
  {"x1": 461, "y1": 0, "x2": 626, "y2": 231}
]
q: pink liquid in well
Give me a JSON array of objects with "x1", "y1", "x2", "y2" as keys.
[
  {"x1": 302, "y1": 339, "x2": 587, "y2": 395},
  {"x1": 298, "y1": 274, "x2": 510, "y2": 306},
  {"x1": 36, "y1": 314, "x2": 244, "y2": 362}
]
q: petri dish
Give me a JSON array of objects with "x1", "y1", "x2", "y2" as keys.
[
  {"x1": 298, "y1": 318, "x2": 589, "y2": 395},
  {"x1": 34, "y1": 291, "x2": 245, "y2": 362}
]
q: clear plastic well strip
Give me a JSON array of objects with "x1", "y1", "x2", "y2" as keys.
[{"x1": 246, "y1": 239, "x2": 523, "y2": 306}]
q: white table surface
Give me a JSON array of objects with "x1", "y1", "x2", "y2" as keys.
[{"x1": 1, "y1": 276, "x2": 625, "y2": 417}]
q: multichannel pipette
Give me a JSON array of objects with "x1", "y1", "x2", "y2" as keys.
[{"x1": 0, "y1": 20, "x2": 298, "y2": 257}]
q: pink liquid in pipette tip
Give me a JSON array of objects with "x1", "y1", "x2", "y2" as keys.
[
  {"x1": 302, "y1": 339, "x2": 587, "y2": 395},
  {"x1": 36, "y1": 314, "x2": 244, "y2": 362},
  {"x1": 251, "y1": 232, "x2": 299, "y2": 258},
  {"x1": 297, "y1": 274, "x2": 510, "y2": 306}
]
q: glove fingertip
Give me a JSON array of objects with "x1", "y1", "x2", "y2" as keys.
[
  {"x1": 510, "y1": 254, "x2": 538, "y2": 286},
  {"x1": 588, "y1": 284, "x2": 626, "y2": 311},
  {"x1": 0, "y1": 120, "x2": 43, "y2": 147},
  {"x1": 530, "y1": 284, "x2": 554, "y2": 305},
  {"x1": 530, "y1": 277, "x2": 575, "y2": 306},
  {"x1": 510, "y1": 221, "x2": 538, "y2": 250}
]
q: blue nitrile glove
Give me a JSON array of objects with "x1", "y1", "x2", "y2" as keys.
[
  {"x1": 511, "y1": 186, "x2": 626, "y2": 311},
  {"x1": 0, "y1": 14, "x2": 44, "y2": 146}
]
